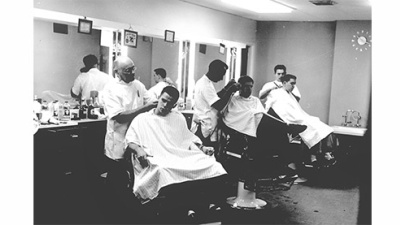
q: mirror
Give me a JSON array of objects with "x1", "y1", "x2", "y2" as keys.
[
  {"x1": 33, "y1": 9, "x2": 246, "y2": 105},
  {"x1": 34, "y1": 18, "x2": 180, "y2": 101},
  {"x1": 194, "y1": 42, "x2": 228, "y2": 93}
]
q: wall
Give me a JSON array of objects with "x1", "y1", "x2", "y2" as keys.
[
  {"x1": 253, "y1": 22, "x2": 336, "y2": 123},
  {"x1": 126, "y1": 36, "x2": 152, "y2": 88},
  {"x1": 329, "y1": 21, "x2": 371, "y2": 127},
  {"x1": 33, "y1": 0, "x2": 256, "y2": 45},
  {"x1": 34, "y1": 19, "x2": 101, "y2": 96}
]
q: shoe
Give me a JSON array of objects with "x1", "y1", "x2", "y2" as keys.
[
  {"x1": 287, "y1": 124, "x2": 307, "y2": 136},
  {"x1": 208, "y1": 204, "x2": 223, "y2": 222},
  {"x1": 294, "y1": 177, "x2": 308, "y2": 184},
  {"x1": 187, "y1": 209, "x2": 196, "y2": 220},
  {"x1": 209, "y1": 203, "x2": 222, "y2": 211},
  {"x1": 288, "y1": 134, "x2": 302, "y2": 144}
]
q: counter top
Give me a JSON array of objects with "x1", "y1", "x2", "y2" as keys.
[
  {"x1": 38, "y1": 118, "x2": 107, "y2": 130},
  {"x1": 332, "y1": 125, "x2": 367, "y2": 137}
]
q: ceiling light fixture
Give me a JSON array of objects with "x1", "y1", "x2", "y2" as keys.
[{"x1": 221, "y1": 0, "x2": 294, "y2": 13}]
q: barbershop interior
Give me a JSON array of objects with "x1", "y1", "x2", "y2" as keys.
[{"x1": 26, "y1": 0, "x2": 384, "y2": 224}]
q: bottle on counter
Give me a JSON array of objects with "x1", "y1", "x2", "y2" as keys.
[
  {"x1": 93, "y1": 96, "x2": 101, "y2": 116},
  {"x1": 70, "y1": 102, "x2": 80, "y2": 120},
  {"x1": 79, "y1": 98, "x2": 88, "y2": 119},
  {"x1": 52, "y1": 100, "x2": 60, "y2": 119},
  {"x1": 33, "y1": 95, "x2": 42, "y2": 121},
  {"x1": 40, "y1": 100, "x2": 51, "y2": 123},
  {"x1": 87, "y1": 98, "x2": 98, "y2": 119},
  {"x1": 62, "y1": 101, "x2": 71, "y2": 121},
  {"x1": 58, "y1": 101, "x2": 64, "y2": 121}
]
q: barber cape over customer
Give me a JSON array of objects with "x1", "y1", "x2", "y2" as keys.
[
  {"x1": 70, "y1": 54, "x2": 112, "y2": 100},
  {"x1": 125, "y1": 86, "x2": 227, "y2": 203},
  {"x1": 102, "y1": 56, "x2": 157, "y2": 161},
  {"x1": 192, "y1": 59, "x2": 240, "y2": 148}
]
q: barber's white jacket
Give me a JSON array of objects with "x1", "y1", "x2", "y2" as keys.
[
  {"x1": 102, "y1": 79, "x2": 155, "y2": 160},
  {"x1": 71, "y1": 68, "x2": 112, "y2": 100},
  {"x1": 192, "y1": 75, "x2": 220, "y2": 141}
]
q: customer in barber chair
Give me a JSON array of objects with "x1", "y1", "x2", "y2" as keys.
[
  {"x1": 125, "y1": 86, "x2": 228, "y2": 222},
  {"x1": 265, "y1": 74, "x2": 337, "y2": 168},
  {"x1": 222, "y1": 75, "x2": 307, "y2": 181}
]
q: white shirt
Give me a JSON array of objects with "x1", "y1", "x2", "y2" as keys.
[
  {"x1": 259, "y1": 80, "x2": 301, "y2": 105},
  {"x1": 192, "y1": 75, "x2": 220, "y2": 140},
  {"x1": 102, "y1": 79, "x2": 155, "y2": 160},
  {"x1": 147, "y1": 81, "x2": 169, "y2": 99},
  {"x1": 71, "y1": 68, "x2": 112, "y2": 100}
]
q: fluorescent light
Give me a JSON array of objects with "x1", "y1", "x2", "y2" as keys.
[{"x1": 221, "y1": 0, "x2": 293, "y2": 13}]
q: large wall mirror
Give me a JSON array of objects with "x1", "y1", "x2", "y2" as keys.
[
  {"x1": 34, "y1": 17, "x2": 179, "y2": 100},
  {"x1": 34, "y1": 9, "x2": 246, "y2": 107}
]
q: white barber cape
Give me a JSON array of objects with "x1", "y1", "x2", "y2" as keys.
[
  {"x1": 260, "y1": 80, "x2": 301, "y2": 104},
  {"x1": 125, "y1": 109, "x2": 227, "y2": 203},
  {"x1": 223, "y1": 94, "x2": 265, "y2": 138},
  {"x1": 265, "y1": 89, "x2": 333, "y2": 149}
]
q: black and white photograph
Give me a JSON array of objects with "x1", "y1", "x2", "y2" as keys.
[{"x1": 21, "y1": 0, "x2": 392, "y2": 224}]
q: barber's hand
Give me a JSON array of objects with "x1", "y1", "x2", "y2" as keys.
[
  {"x1": 201, "y1": 146, "x2": 215, "y2": 156},
  {"x1": 146, "y1": 100, "x2": 158, "y2": 109},
  {"x1": 227, "y1": 82, "x2": 240, "y2": 93},
  {"x1": 225, "y1": 79, "x2": 236, "y2": 89}
]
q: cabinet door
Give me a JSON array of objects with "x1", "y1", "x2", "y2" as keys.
[
  {"x1": 34, "y1": 126, "x2": 87, "y2": 224},
  {"x1": 79, "y1": 121, "x2": 107, "y2": 176}
]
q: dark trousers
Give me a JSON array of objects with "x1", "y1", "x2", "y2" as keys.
[
  {"x1": 158, "y1": 175, "x2": 229, "y2": 211},
  {"x1": 257, "y1": 112, "x2": 307, "y2": 166}
]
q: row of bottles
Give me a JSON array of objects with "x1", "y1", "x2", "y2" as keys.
[{"x1": 34, "y1": 95, "x2": 104, "y2": 123}]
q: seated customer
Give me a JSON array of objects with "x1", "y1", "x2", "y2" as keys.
[
  {"x1": 265, "y1": 74, "x2": 335, "y2": 164},
  {"x1": 125, "y1": 86, "x2": 227, "y2": 208},
  {"x1": 222, "y1": 76, "x2": 306, "y2": 176}
]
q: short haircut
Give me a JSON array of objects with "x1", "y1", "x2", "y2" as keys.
[
  {"x1": 160, "y1": 86, "x2": 179, "y2": 103},
  {"x1": 274, "y1": 64, "x2": 286, "y2": 74},
  {"x1": 280, "y1": 74, "x2": 297, "y2": 82},
  {"x1": 209, "y1": 59, "x2": 228, "y2": 73},
  {"x1": 238, "y1": 75, "x2": 254, "y2": 85},
  {"x1": 154, "y1": 68, "x2": 167, "y2": 78},
  {"x1": 83, "y1": 54, "x2": 98, "y2": 68}
]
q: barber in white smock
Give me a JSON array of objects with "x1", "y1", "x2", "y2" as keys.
[
  {"x1": 71, "y1": 54, "x2": 112, "y2": 101},
  {"x1": 192, "y1": 59, "x2": 240, "y2": 149},
  {"x1": 102, "y1": 56, "x2": 157, "y2": 161}
]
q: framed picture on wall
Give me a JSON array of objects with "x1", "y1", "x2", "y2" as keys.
[
  {"x1": 124, "y1": 29, "x2": 138, "y2": 48},
  {"x1": 78, "y1": 19, "x2": 93, "y2": 34},
  {"x1": 219, "y1": 43, "x2": 225, "y2": 54},
  {"x1": 164, "y1": 30, "x2": 175, "y2": 43}
]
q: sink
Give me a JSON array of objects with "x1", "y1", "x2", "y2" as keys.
[{"x1": 332, "y1": 126, "x2": 367, "y2": 136}]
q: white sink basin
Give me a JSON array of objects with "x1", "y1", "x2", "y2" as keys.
[{"x1": 332, "y1": 126, "x2": 367, "y2": 136}]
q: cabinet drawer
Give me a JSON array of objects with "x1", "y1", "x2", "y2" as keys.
[{"x1": 34, "y1": 127, "x2": 86, "y2": 177}]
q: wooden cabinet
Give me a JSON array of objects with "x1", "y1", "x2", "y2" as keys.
[{"x1": 34, "y1": 120, "x2": 107, "y2": 224}]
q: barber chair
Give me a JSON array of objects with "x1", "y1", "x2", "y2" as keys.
[{"x1": 217, "y1": 122, "x2": 297, "y2": 210}]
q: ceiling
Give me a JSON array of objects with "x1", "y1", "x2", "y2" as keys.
[{"x1": 178, "y1": 0, "x2": 371, "y2": 21}]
